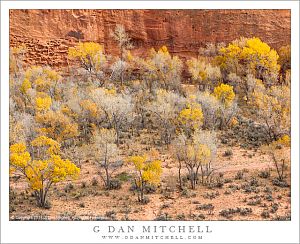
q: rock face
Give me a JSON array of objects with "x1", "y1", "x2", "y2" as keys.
[{"x1": 10, "y1": 9, "x2": 291, "y2": 69}]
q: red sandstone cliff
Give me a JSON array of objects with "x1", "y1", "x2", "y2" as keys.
[{"x1": 9, "y1": 9, "x2": 291, "y2": 69}]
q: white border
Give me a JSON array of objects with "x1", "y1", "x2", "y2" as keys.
[{"x1": 1, "y1": 1, "x2": 299, "y2": 243}]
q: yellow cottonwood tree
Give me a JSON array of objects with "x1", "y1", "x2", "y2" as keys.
[
  {"x1": 216, "y1": 37, "x2": 280, "y2": 95},
  {"x1": 213, "y1": 83, "x2": 235, "y2": 108},
  {"x1": 35, "y1": 110, "x2": 79, "y2": 144},
  {"x1": 186, "y1": 58, "x2": 221, "y2": 90},
  {"x1": 68, "y1": 42, "x2": 107, "y2": 86},
  {"x1": 249, "y1": 82, "x2": 290, "y2": 140},
  {"x1": 127, "y1": 155, "x2": 162, "y2": 202},
  {"x1": 178, "y1": 102, "x2": 204, "y2": 136},
  {"x1": 10, "y1": 137, "x2": 80, "y2": 207},
  {"x1": 141, "y1": 45, "x2": 183, "y2": 91}
]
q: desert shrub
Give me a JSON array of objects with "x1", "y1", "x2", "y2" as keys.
[
  {"x1": 278, "y1": 45, "x2": 290, "y2": 84},
  {"x1": 247, "y1": 196, "x2": 261, "y2": 206},
  {"x1": 177, "y1": 100, "x2": 204, "y2": 137},
  {"x1": 202, "y1": 191, "x2": 220, "y2": 199},
  {"x1": 35, "y1": 110, "x2": 79, "y2": 144},
  {"x1": 270, "y1": 203, "x2": 279, "y2": 213},
  {"x1": 10, "y1": 44, "x2": 27, "y2": 78},
  {"x1": 196, "y1": 203, "x2": 214, "y2": 212},
  {"x1": 258, "y1": 169, "x2": 271, "y2": 179},
  {"x1": 261, "y1": 210, "x2": 270, "y2": 219},
  {"x1": 273, "y1": 214, "x2": 291, "y2": 221},
  {"x1": 91, "y1": 177, "x2": 98, "y2": 186},
  {"x1": 272, "y1": 179, "x2": 289, "y2": 188},
  {"x1": 64, "y1": 183, "x2": 74, "y2": 193},
  {"x1": 193, "y1": 86, "x2": 238, "y2": 130},
  {"x1": 234, "y1": 170, "x2": 244, "y2": 180},
  {"x1": 219, "y1": 207, "x2": 252, "y2": 218},
  {"x1": 261, "y1": 135, "x2": 290, "y2": 181},
  {"x1": 223, "y1": 149, "x2": 233, "y2": 157},
  {"x1": 108, "y1": 179, "x2": 122, "y2": 190},
  {"x1": 116, "y1": 172, "x2": 131, "y2": 182},
  {"x1": 198, "y1": 42, "x2": 225, "y2": 57}
]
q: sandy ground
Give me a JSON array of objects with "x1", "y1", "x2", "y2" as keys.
[{"x1": 9, "y1": 145, "x2": 291, "y2": 221}]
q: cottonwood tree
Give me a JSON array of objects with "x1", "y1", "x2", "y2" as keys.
[
  {"x1": 249, "y1": 80, "x2": 290, "y2": 141},
  {"x1": 91, "y1": 88, "x2": 135, "y2": 145},
  {"x1": 278, "y1": 45, "x2": 291, "y2": 84},
  {"x1": 91, "y1": 128, "x2": 121, "y2": 189},
  {"x1": 141, "y1": 46, "x2": 183, "y2": 92},
  {"x1": 110, "y1": 24, "x2": 133, "y2": 85},
  {"x1": 212, "y1": 83, "x2": 238, "y2": 129},
  {"x1": 194, "y1": 91, "x2": 221, "y2": 129},
  {"x1": 10, "y1": 136, "x2": 80, "y2": 208},
  {"x1": 68, "y1": 42, "x2": 107, "y2": 86},
  {"x1": 10, "y1": 44, "x2": 27, "y2": 79},
  {"x1": 146, "y1": 89, "x2": 185, "y2": 145},
  {"x1": 177, "y1": 100, "x2": 204, "y2": 137},
  {"x1": 171, "y1": 133, "x2": 188, "y2": 189},
  {"x1": 9, "y1": 112, "x2": 37, "y2": 145},
  {"x1": 35, "y1": 109, "x2": 79, "y2": 146},
  {"x1": 187, "y1": 58, "x2": 221, "y2": 90},
  {"x1": 216, "y1": 37, "x2": 280, "y2": 95},
  {"x1": 173, "y1": 130, "x2": 217, "y2": 189},
  {"x1": 127, "y1": 155, "x2": 162, "y2": 203}
]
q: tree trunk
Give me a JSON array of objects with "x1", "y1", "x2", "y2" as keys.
[
  {"x1": 178, "y1": 161, "x2": 183, "y2": 190},
  {"x1": 105, "y1": 166, "x2": 110, "y2": 189}
]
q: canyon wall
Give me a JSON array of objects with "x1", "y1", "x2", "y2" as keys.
[{"x1": 10, "y1": 9, "x2": 291, "y2": 69}]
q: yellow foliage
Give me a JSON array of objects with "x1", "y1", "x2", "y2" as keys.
[
  {"x1": 36, "y1": 95, "x2": 52, "y2": 112},
  {"x1": 178, "y1": 102, "x2": 204, "y2": 130},
  {"x1": 68, "y1": 42, "x2": 106, "y2": 71},
  {"x1": 126, "y1": 50, "x2": 134, "y2": 61},
  {"x1": 11, "y1": 44, "x2": 27, "y2": 55},
  {"x1": 142, "y1": 46, "x2": 182, "y2": 90},
  {"x1": 10, "y1": 140, "x2": 80, "y2": 192},
  {"x1": 31, "y1": 135, "x2": 60, "y2": 155},
  {"x1": 187, "y1": 143, "x2": 211, "y2": 165},
  {"x1": 80, "y1": 99, "x2": 98, "y2": 117},
  {"x1": 213, "y1": 83, "x2": 235, "y2": 107},
  {"x1": 10, "y1": 143, "x2": 31, "y2": 168},
  {"x1": 35, "y1": 110, "x2": 79, "y2": 142},
  {"x1": 104, "y1": 88, "x2": 117, "y2": 96},
  {"x1": 68, "y1": 42, "x2": 103, "y2": 59},
  {"x1": 229, "y1": 117, "x2": 239, "y2": 127},
  {"x1": 249, "y1": 81, "x2": 290, "y2": 139},
  {"x1": 159, "y1": 45, "x2": 169, "y2": 54},
  {"x1": 23, "y1": 66, "x2": 61, "y2": 95},
  {"x1": 186, "y1": 58, "x2": 207, "y2": 81},
  {"x1": 277, "y1": 135, "x2": 291, "y2": 147},
  {"x1": 20, "y1": 78, "x2": 32, "y2": 94},
  {"x1": 217, "y1": 37, "x2": 280, "y2": 77},
  {"x1": 127, "y1": 155, "x2": 162, "y2": 186}
]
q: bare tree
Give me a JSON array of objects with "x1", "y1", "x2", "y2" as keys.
[{"x1": 110, "y1": 24, "x2": 133, "y2": 85}]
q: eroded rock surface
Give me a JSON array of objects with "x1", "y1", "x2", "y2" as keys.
[{"x1": 10, "y1": 10, "x2": 291, "y2": 69}]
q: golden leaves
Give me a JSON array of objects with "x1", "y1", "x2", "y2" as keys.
[{"x1": 213, "y1": 83, "x2": 235, "y2": 107}]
